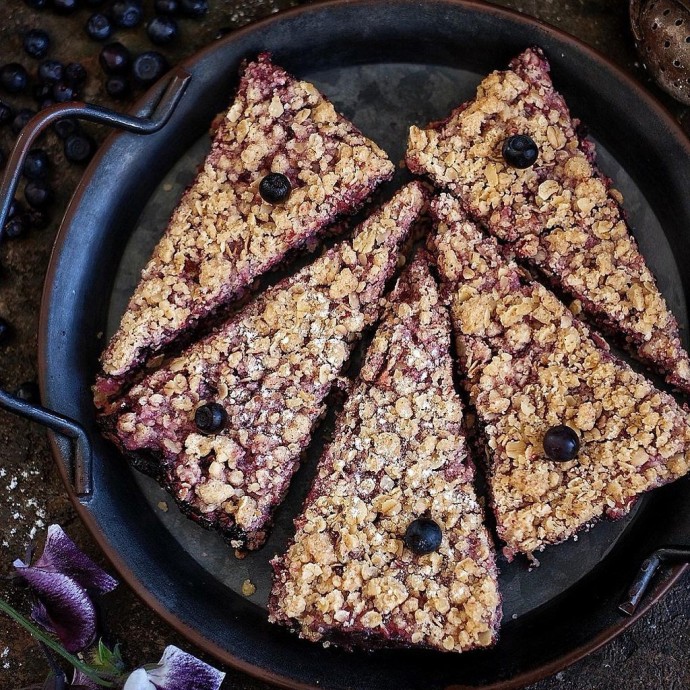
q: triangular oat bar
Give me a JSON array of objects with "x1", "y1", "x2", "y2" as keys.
[
  {"x1": 430, "y1": 194, "x2": 690, "y2": 560},
  {"x1": 407, "y1": 47, "x2": 690, "y2": 393},
  {"x1": 95, "y1": 53, "x2": 394, "y2": 406},
  {"x1": 100, "y1": 183, "x2": 427, "y2": 551},
  {"x1": 269, "y1": 252, "x2": 501, "y2": 651}
]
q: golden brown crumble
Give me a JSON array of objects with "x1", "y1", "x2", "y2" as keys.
[
  {"x1": 96, "y1": 53, "x2": 394, "y2": 397},
  {"x1": 269, "y1": 253, "x2": 501, "y2": 651},
  {"x1": 407, "y1": 47, "x2": 690, "y2": 393},
  {"x1": 105, "y1": 183, "x2": 427, "y2": 551},
  {"x1": 430, "y1": 194, "x2": 690, "y2": 558}
]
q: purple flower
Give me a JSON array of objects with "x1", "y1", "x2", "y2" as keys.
[
  {"x1": 70, "y1": 669, "x2": 101, "y2": 689},
  {"x1": 122, "y1": 646, "x2": 225, "y2": 690},
  {"x1": 13, "y1": 525, "x2": 118, "y2": 653}
]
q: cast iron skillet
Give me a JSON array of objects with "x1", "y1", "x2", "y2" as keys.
[{"x1": 1, "y1": 1, "x2": 690, "y2": 688}]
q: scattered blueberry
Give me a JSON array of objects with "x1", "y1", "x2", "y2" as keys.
[
  {"x1": 52, "y1": 82, "x2": 77, "y2": 103},
  {"x1": 52, "y1": 0, "x2": 79, "y2": 13},
  {"x1": 154, "y1": 0, "x2": 179, "y2": 14},
  {"x1": 195, "y1": 403, "x2": 227, "y2": 433},
  {"x1": 112, "y1": 0, "x2": 144, "y2": 28},
  {"x1": 15, "y1": 381, "x2": 40, "y2": 403},
  {"x1": 502, "y1": 134, "x2": 539, "y2": 169},
  {"x1": 26, "y1": 208, "x2": 49, "y2": 230},
  {"x1": 132, "y1": 51, "x2": 169, "y2": 86},
  {"x1": 99, "y1": 42, "x2": 131, "y2": 75},
  {"x1": 147, "y1": 16, "x2": 178, "y2": 45},
  {"x1": 25, "y1": 179, "x2": 53, "y2": 209},
  {"x1": 24, "y1": 149, "x2": 50, "y2": 180},
  {"x1": 4, "y1": 216, "x2": 26, "y2": 239},
  {"x1": 12, "y1": 108, "x2": 36, "y2": 135},
  {"x1": 105, "y1": 74, "x2": 130, "y2": 99},
  {"x1": 33, "y1": 82, "x2": 52, "y2": 102},
  {"x1": 65, "y1": 63, "x2": 87, "y2": 89},
  {"x1": 64, "y1": 132, "x2": 96, "y2": 164},
  {"x1": 23, "y1": 29, "x2": 51, "y2": 59},
  {"x1": 0, "y1": 317, "x2": 11, "y2": 345},
  {"x1": 0, "y1": 101, "x2": 14, "y2": 126},
  {"x1": 0, "y1": 63, "x2": 29, "y2": 94},
  {"x1": 86, "y1": 12, "x2": 113, "y2": 41},
  {"x1": 38, "y1": 59, "x2": 64, "y2": 84},
  {"x1": 53, "y1": 117, "x2": 79, "y2": 139},
  {"x1": 180, "y1": 0, "x2": 208, "y2": 18},
  {"x1": 543, "y1": 424, "x2": 580, "y2": 462},
  {"x1": 404, "y1": 517, "x2": 443, "y2": 555},
  {"x1": 7, "y1": 199, "x2": 24, "y2": 220},
  {"x1": 259, "y1": 173, "x2": 291, "y2": 204},
  {"x1": 24, "y1": 0, "x2": 48, "y2": 8}
]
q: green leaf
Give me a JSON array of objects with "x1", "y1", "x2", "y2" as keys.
[{"x1": 90, "y1": 639, "x2": 125, "y2": 675}]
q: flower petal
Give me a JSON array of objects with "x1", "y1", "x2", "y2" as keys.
[
  {"x1": 33, "y1": 525, "x2": 118, "y2": 595},
  {"x1": 123, "y1": 669, "x2": 155, "y2": 690},
  {"x1": 147, "y1": 646, "x2": 225, "y2": 690},
  {"x1": 14, "y1": 564, "x2": 97, "y2": 653},
  {"x1": 71, "y1": 669, "x2": 102, "y2": 690}
]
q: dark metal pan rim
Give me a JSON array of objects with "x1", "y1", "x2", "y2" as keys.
[{"x1": 33, "y1": 0, "x2": 690, "y2": 688}]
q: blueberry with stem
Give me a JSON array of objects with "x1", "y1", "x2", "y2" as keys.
[
  {"x1": 24, "y1": 149, "x2": 50, "y2": 180},
  {"x1": 25, "y1": 179, "x2": 53, "y2": 210},
  {"x1": 132, "y1": 51, "x2": 169, "y2": 86},
  {"x1": 99, "y1": 43, "x2": 131, "y2": 75},
  {"x1": 86, "y1": 13, "x2": 113, "y2": 42},
  {"x1": 112, "y1": 0, "x2": 144, "y2": 29},
  {"x1": 147, "y1": 16, "x2": 179, "y2": 45},
  {"x1": 23, "y1": 30, "x2": 51, "y2": 59},
  {"x1": 38, "y1": 59, "x2": 64, "y2": 84},
  {"x1": 0, "y1": 64, "x2": 29, "y2": 94},
  {"x1": 64, "y1": 133, "x2": 96, "y2": 164},
  {"x1": 0, "y1": 101, "x2": 14, "y2": 126}
]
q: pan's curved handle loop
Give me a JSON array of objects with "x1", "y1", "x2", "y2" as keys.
[
  {"x1": 0, "y1": 66, "x2": 192, "y2": 239},
  {"x1": 0, "y1": 389, "x2": 92, "y2": 498},
  {"x1": 0, "y1": 68, "x2": 192, "y2": 498},
  {"x1": 619, "y1": 546, "x2": 690, "y2": 615}
]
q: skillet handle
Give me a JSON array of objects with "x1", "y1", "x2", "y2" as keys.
[
  {"x1": 0, "y1": 388, "x2": 92, "y2": 498},
  {"x1": 0, "y1": 66, "x2": 192, "y2": 240},
  {"x1": 0, "y1": 68, "x2": 192, "y2": 497},
  {"x1": 619, "y1": 547, "x2": 690, "y2": 615}
]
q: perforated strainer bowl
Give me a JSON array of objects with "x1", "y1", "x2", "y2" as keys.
[{"x1": 630, "y1": 0, "x2": 690, "y2": 105}]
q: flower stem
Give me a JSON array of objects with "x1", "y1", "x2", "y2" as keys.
[{"x1": 0, "y1": 598, "x2": 115, "y2": 687}]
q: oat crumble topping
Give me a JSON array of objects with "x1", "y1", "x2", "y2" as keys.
[
  {"x1": 407, "y1": 47, "x2": 690, "y2": 394},
  {"x1": 95, "y1": 53, "x2": 394, "y2": 403},
  {"x1": 269, "y1": 253, "x2": 501, "y2": 651},
  {"x1": 430, "y1": 194, "x2": 690, "y2": 559},
  {"x1": 101, "y1": 183, "x2": 427, "y2": 551}
]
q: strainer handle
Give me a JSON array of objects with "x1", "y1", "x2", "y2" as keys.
[{"x1": 629, "y1": 0, "x2": 644, "y2": 42}]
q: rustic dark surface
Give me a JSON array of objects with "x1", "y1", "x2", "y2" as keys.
[{"x1": 0, "y1": 0, "x2": 688, "y2": 688}]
